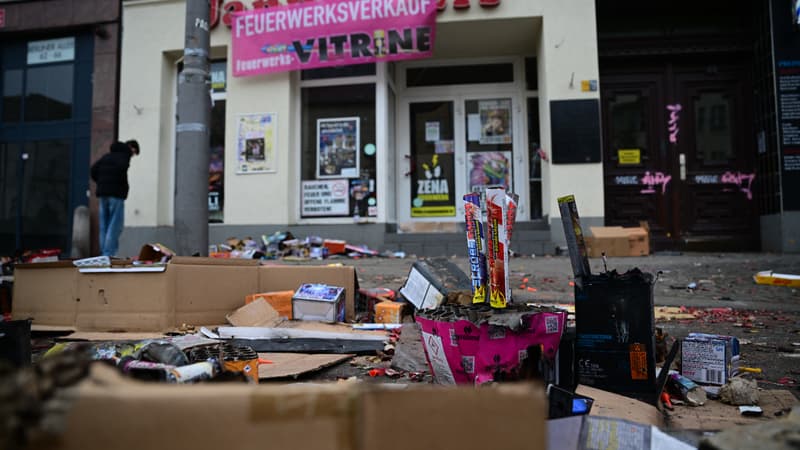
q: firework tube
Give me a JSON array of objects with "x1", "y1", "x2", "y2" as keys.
[
  {"x1": 464, "y1": 193, "x2": 488, "y2": 304},
  {"x1": 486, "y1": 188, "x2": 510, "y2": 308},
  {"x1": 505, "y1": 192, "x2": 519, "y2": 245}
]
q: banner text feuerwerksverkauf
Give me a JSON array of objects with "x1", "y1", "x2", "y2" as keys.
[{"x1": 232, "y1": 0, "x2": 437, "y2": 77}]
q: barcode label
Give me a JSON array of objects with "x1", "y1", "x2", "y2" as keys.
[
  {"x1": 545, "y1": 315, "x2": 559, "y2": 334},
  {"x1": 449, "y1": 327, "x2": 458, "y2": 347},
  {"x1": 461, "y1": 355, "x2": 475, "y2": 374},
  {"x1": 518, "y1": 349, "x2": 528, "y2": 363},
  {"x1": 705, "y1": 369, "x2": 723, "y2": 384}
]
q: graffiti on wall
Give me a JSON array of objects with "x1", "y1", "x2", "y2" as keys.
[
  {"x1": 640, "y1": 171, "x2": 672, "y2": 194},
  {"x1": 666, "y1": 104, "x2": 682, "y2": 144},
  {"x1": 691, "y1": 171, "x2": 756, "y2": 200}
]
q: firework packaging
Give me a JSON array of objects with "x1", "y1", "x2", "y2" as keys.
[
  {"x1": 485, "y1": 188, "x2": 510, "y2": 308},
  {"x1": 463, "y1": 193, "x2": 488, "y2": 304}
]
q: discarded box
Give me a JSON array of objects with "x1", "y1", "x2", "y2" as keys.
[
  {"x1": 292, "y1": 283, "x2": 346, "y2": 323},
  {"x1": 681, "y1": 333, "x2": 740, "y2": 385},
  {"x1": 416, "y1": 304, "x2": 567, "y2": 385},
  {"x1": 374, "y1": 301, "x2": 405, "y2": 324},
  {"x1": 400, "y1": 258, "x2": 472, "y2": 310},
  {"x1": 323, "y1": 239, "x2": 347, "y2": 255},
  {"x1": 13, "y1": 259, "x2": 358, "y2": 331},
  {"x1": 29, "y1": 364, "x2": 546, "y2": 450},
  {"x1": 574, "y1": 269, "x2": 657, "y2": 395},
  {"x1": 587, "y1": 226, "x2": 650, "y2": 257},
  {"x1": 245, "y1": 290, "x2": 294, "y2": 319}
]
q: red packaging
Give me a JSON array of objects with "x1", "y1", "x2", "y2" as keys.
[{"x1": 485, "y1": 188, "x2": 510, "y2": 308}]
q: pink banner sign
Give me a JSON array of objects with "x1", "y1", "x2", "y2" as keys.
[{"x1": 232, "y1": 0, "x2": 437, "y2": 77}]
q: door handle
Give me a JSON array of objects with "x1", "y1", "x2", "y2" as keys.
[
  {"x1": 679, "y1": 153, "x2": 686, "y2": 181},
  {"x1": 404, "y1": 154, "x2": 414, "y2": 177}
]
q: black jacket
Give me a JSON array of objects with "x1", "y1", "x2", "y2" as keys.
[{"x1": 91, "y1": 142, "x2": 132, "y2": 199}]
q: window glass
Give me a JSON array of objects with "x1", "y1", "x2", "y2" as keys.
[
  {"x1": 464, "y1": 98, "x2": 514, "y2": 197},
  {"x1": 209, "y1": 99, "x2": 226, "y2": 223},
  {"x1": 2, "y1": 69, "x2": 23, "y2": 122},
  {"x1": 301, "y1": 64, "x2": 376, "y2": 81},
  {"x1": 694, "y1": 91, "x2": 733, "y2": 164},
  {"x1": 609, "y1": 93, "x2": 648, "y2": 165},
  {"x1": 524, "y1": 57, "x2": 538, "y2": 91},
  {"x1": 210, "y1": 61, "x2": 227, "y2": 94},
  {"x1": 24, "y1": 64, "x2": 73, "y2": 121},
  {"x1": 300, "y1": 84, "x2": 376, "y2": 219},
  {"x1": 407, "y1": 63, "x2": 513, "y2": 87},
  {"x1": 527, "y1": 97, "x2": 542, "y2": 219}
]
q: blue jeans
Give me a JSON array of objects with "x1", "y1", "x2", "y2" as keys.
[{"x1": 99, "y1": 197, "x2": 125, "y2": 257}]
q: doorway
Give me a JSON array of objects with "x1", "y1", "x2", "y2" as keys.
[
  {"x1": 601, "y1": 62, "x2": 757, "y2": 250},
  {"x1": 398, "y1": 93, "x2": 522, "y2": 222}
]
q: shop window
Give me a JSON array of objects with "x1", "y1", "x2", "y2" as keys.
[
  {"x1": 406, "y1": 63, "x2": 514, "y2": 87},
  {"x1": 2, "y1": 69, "x2": 23, "y2": 123},
  {"x1": 527, "y1": 97, "x2": 542, "y2": 220},
  {"x1": 300, "y1": 84, "x2": 377, "y2": 219},
  {"x1": 209, "y1": 61, "x2": 227, "y2": 223},
  {"x1": 24, "y1": 64, "x2": 73, "y2": 121}
]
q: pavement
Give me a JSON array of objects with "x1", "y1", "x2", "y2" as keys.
[{"x1": 282, "y1": 252, "x2": 800, "y2": 396}]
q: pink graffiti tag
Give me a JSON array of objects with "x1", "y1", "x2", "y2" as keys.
[
  {"x1": 721, "y1": 171, "x2": 756, "y2": 200},
  {"x1": 640, "y1": 171, "x2": 672, "y2": 194},
  {"x1": 667, "y1": 104, "x2": 682, "y2": 144}
]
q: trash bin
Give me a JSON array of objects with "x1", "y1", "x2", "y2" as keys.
[
  {"x1": 0, "y1": 318, "x2": 32, "y2": 367},
  {"x1": 574, "y1": 269, "x2": 656, "y2": 395}
]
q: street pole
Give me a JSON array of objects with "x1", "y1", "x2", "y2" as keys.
[{"x1": 175, "y1": 0, "x2": 211, "y2": 256}]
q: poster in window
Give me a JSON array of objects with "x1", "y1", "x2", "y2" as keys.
[
  {"x1": 468, "y1": 151, "x2": 512, "y2": 193},
  {"x1": 317, "y1": 117, "x2": 360, "y2": 179},
  {"x1": 236, "y1": 113, "x2": 276, "y2": 173},
  {"x1": 479, "y1": 99, "x2": 512, "y2": 145},
  {"x1": 411, "y1": 153, "x2": 456, "y2": 217},
  {"x1": 208, "y1": 145, "x2": 224, "y2": 222}
]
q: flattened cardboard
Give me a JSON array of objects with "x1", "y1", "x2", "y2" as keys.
[
  {"x1": 258, "y1": 352, "x2": 352, "y2": 379},
  {"x1": 56, "y1": 331, "x2": 170, "y2": 341},
  {"x1": 259, "y1": 265, "x2": 358, "y2": 321},
  {"x1": 31, "y1": 365, "x2": 546, "y2": 450},
  {"x1": 576, "y1": 384, "x2": 664, "y2": 427},
  {"x1": 174, "y1": 262, "x2": 259, "y2": 326},
  {"x1": 360, "y1": 384, "x2": 546, "y2": 450},
  {"x1": 15, "y1": 259, "x2": 357, "y2": 332},
  {"x1": 227, "y1": 299, "x2": 282, "y2": 328},
  {"x1": 13, "y1": 263, "x2": 79, "y2": 326}
]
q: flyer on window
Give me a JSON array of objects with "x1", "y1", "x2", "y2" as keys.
[
  {"x1": 317, "y1": 117, "x2": 360, "y2": 179},
  {"x1": 236, "y1": 113, "x2": 277, "y2": 174},
  {"x1": 479, "y1": 99, "x2": 512, "y2": 145},
  {"x1": 468, "y1": 151, "x2": 512, "y2": 193}
]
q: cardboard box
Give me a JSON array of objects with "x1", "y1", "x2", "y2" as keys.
[
  {"x1": 681, "y1": 333, "x2": 740, "y2": 385},
  {"x1": 14, "y1": 259, "x2": 357, "y2": 332},
  {"x1": 245, "y1": 290, "x2": 294, "y2": 319},
  {"x1": 292, "y1": 284, "x2": 345, "y2": 323},
  {"x1": 28, "y1": 364, "x2": 545, "y2": 450},
  {"x1": 587, "y1": 226, "x2": 650, "y2": 257}
]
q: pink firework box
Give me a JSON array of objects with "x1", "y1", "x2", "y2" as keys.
[{"x1": 416, "y1": 311, "x2": 567, "y2": 385}]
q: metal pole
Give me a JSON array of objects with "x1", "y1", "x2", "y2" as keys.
[{"x1": 175, "y1": 0, "x2": 211, "y2": 256}]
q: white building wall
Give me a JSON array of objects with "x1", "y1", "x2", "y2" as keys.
[{"x1": 120, "y1": 0, "x2": 602, "y2": 235}]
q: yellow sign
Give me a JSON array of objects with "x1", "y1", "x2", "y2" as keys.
[{"x1": 618, "y1": 149, "x2": 641, "y2": 165}]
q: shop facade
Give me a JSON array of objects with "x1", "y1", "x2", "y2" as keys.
[
  {"x1": 118, "y1": 0, "x2": 602, "y2": 256},
  {"x1": 0, "y1": 0, "x2": 122, "y2": 256}
]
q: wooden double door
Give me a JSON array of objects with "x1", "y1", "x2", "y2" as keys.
[{"x1": 601, "y1": 62, "x2": 758, "y2": 251}]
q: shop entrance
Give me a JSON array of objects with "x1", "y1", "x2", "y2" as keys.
[
  {"x1": 398, "y1": 93, "x2": 522, "y2": 223},
  {"x1": 601, "y1": 62, "x2": 757, "y2": 250}
]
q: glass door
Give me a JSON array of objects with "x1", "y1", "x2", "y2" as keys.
[
  {"x1": 408, "y1": 101, "x2": 458, "y2": 218},
  {"x1": 463, "y1": 97, "x2": 515, "y2": 202}
]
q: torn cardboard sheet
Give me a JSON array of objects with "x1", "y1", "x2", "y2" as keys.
[
  {"x1": 226, "y1": 299, "x2": 283, "y2": 328},
  {"x1": 576, "y1": 385, "x2": 664, "y2": 428},
  {"x1": 258, "y1": 353, "x2": 352, "y2": 379}
]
